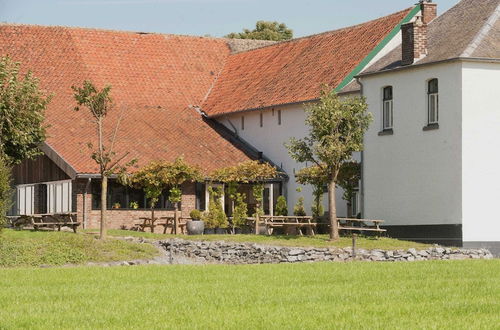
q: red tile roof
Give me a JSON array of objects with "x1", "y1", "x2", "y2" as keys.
[
  {"x1": 202, "y1": 8, "x2": 412, "y2": 116},
  {"x1": 0, "y1": 25, "x2": 256, "y2": 174},
  {"x1": 0, "y1": 7, "x2": 412, "y2": 174}
]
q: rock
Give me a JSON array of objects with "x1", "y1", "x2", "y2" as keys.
[{"x1": 288, "y1": 249, "x2": 305, "y2": 256}]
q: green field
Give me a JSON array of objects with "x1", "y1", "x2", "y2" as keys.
[
  {"x1": 0, "y1": 260, "x2": 498, "y2": 329},
  {"x1": 0, "y1": 229, "x2": 159, "y2": 267},
  {"x1": 103, "y1": 229, "x2": 433, "y2": 250}
]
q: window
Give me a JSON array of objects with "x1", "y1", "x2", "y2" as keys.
[
  {"x1": 241, "y1": 116, "x2": 244, "y2": 130},
  {"x1": 277, "y1": 109, "x2": 282, "y2": 125},
  {"x1": 260, "y1": 112, "x2": 263, "y2": 127},
  {"x1": 91, "y1": 180, "x2": 176, "y2": 210},
  {"x1": 16, "y1": 184, "x2": 35, "y2": 215},
  {"x1": 195, "y1": 182, "x2": 206, "y2": 211},
  {"x1": 351, "y1": 190, "x2": 360, "y2": 217},
  {"x1": 382, "y1": 86, "x2": 393, "y2": 130},
  {"x1": 46, "y1": 181, "x2": 72, "y2": 214},
  {"x1": 427, "y1": 79, "x2": 439, "y2": 125}
]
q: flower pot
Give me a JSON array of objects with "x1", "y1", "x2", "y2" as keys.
[
  {"x1": 186, "y1": 220, "x2": 205, "y2": 235},
  {"x1": 204, "y1": 228, "x2": 215, "y2": 235},
  {"x1": 215, "y1": 228, "x2": 227, "y2": 235}
]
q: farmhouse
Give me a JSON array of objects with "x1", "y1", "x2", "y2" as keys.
[
  {"x1": 2, "y1": 0, "x2": 499, "y2": 250},
  {"x1": 358, "y1": 0, "x2": 500, "y2": 250}
]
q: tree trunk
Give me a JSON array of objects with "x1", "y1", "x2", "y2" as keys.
[
  {"x1": 328, "y1": 179, "x2": 339, "y2": 241},
  {"x1": 151, "y1": 206, "x2": 155, "y2": 233},
  {"x1": 100, "y1": 175, "x2": 108, "y2": 240},
  {"x1": 347, "y1": 201, "x2": 352, "y2": 218}
]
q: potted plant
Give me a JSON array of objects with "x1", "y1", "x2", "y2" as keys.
[
  {"x1": 112, "y1": 202, "x2": 121, "y2": 209},
  {"x1": 129, "y1": 201, "x2": 139, "y2": 209},
  {"x1": 186, "y1": 209, "x2": 205, "y2": 235}
]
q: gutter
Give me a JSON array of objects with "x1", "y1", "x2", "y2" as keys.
[{"x1": 357, "y1": 57, "x2": 500, "y2": 78}]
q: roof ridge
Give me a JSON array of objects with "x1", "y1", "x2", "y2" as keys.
[
  {"x1": 231, "y1": 7, "x2": 414, "y2": 55},
  {"x1": 460, "y1": 2, "x2": 500, "y2": 57},
  {"x1": 0, "y1": 22, "x2": 229, "y2": 41}
]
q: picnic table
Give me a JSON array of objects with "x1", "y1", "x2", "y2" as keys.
[
  {"x1": 14, "y1": 213, "x2": 80, "y2": 233},
  {"x1": 250, "y1": 216, "x2": 318, "y2": 236},
  {"x1": 133, "y1": 216, "x2": 188, "y2": 234},
  {"x1": 337, "y1": 218, "x2": 386, "y2": 236}
]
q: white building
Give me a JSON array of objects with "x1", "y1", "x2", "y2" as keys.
[{"x1": 357, "y1": 0, "x2": 500, "y2": 252}]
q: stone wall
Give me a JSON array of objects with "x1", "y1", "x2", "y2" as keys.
[{"x1": 159, "y1": 239, "x2": 494, "y2": 264}]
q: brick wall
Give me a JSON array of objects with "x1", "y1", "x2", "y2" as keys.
[
  {"x1": 401, "y1": 16, "x2": 428, "y2": 66},
  {"x1": 73, "y1": 178, "x2": 198, "y2": 233}
]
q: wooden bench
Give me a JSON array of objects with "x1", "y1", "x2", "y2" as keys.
[
  {"x1": 337, "y1": 218, "x2": 386, "y2": 236},
  {"x1": 20, "y1": 213, "x2": 80, "y2": 233}
]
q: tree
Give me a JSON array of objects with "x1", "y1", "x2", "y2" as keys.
[
  {"x1": 225, "y1": 21, "x2": 293, "y2": 41},
  {"x1": 0, "y1": 156, "x2": 12, "y2": 231},
  {"x1": 125, "y1": 157, "x2": 202, "y2": 233},
  {"x1": 72, "y1": 81, "x2": 136, "y2": 239},
  {"x1": 275, "y1": 196, "x2": 288, "y2": 216},
  {"x1": 286, "y1": 87, "x2": 372, "y2": 240},
  {"x1": 0, "y1": 56, "x2": 50, "y2": 164},
  {"x1": 337, "y1": 161, "x2": 361, "y2": 218}
]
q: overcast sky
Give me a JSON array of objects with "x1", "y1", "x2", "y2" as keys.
[{"x1": 0, "y1": 0, "x2": 459, "y2": 38}]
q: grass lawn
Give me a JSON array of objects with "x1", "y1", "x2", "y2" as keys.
[
  {"x1": 0, "y1": 260, "x2": 498, "y2": 329},
  {"x1": 0, "y1": 229, "x2": 159, "y2": 267},
  {"x1": 103, "y1": 229, "x2": 433, "y2": 250}
]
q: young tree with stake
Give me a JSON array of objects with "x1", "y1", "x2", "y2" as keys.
[
  {"x1": 72, "y1": 81, "x2": 136, "y2": 239},
  {"x1": 286, "y1": 87, "x2": 372, "y2": 241}
]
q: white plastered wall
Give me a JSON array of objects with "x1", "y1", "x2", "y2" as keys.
[
  {"x1": 360, "y1": 61, "x2": 463, "y2": 227},
  {"x1": 461, "y1": 60, "x2": 500, "y2": 242},
  {"x1": 216, "y1": 104, "x2": 355, "y2": 217}
]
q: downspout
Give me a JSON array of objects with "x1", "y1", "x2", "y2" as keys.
[
  {"x1": 83, "y1": 178, "x2": 91, "y2": 229},
  {"x1": 356, "y1": 77, "x2": 365, "y2": 218}
]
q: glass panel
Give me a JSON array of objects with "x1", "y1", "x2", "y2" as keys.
[
  {"x1": 428, "y1": 79, "x2": 438, "y2": 93},
  {"x1": 383, "y1": 86, "x2": 393, "y2": 100}
]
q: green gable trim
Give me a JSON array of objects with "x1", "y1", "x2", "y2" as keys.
[{"x1": 335, "y1": 5, "x2": 420, "y2": 92}]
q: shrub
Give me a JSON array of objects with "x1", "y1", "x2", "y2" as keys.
[
  {"x1": 190, "y1": 209, "x2": 202, "y2": 221},
  {"x1": 275, "y1": 195, "x2": 288, "y2": 216},
  {"x1": 293, "y1": 188, "x2": 306, "y2": 216},
  {"x1": 203, "y1": 187, "x2": 228, "y2": 229},
  {"x1": 0, "y1": 156, "x2": 12, "y2": 232},
  {"x1": 311, "y1": 187, "x2": 324, "y2": 218},
  {"x1": 232, "y1": 193, "x2": 248, "y2": 230}
]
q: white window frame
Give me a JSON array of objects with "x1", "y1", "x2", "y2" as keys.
[
  {"x1": 382, "y1": 86, "x2": 393, "y2": 130},
  {"x1": 16, "y1": 184, "x2": 35, "y2": 215}
]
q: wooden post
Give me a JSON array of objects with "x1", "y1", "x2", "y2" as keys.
[
  {"x1": 352, "y1": 234, "x2": 357, "y2": 259},
  {"x1": 255, "y1": 213, "x2": 260, "y2": 235}
]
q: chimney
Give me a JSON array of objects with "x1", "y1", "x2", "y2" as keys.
[
  {"x1": 401, "y1": 1, "x2": 437, "y2": 66},
  {"x1": 420, "y1": 0, "x2": 437, "y2": 24}
]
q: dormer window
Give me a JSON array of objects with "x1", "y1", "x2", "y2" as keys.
[
  {"x1": 427, "y1": 79, "x2": 439, "y2": 125},
  {"x1": 382, "y1": 86, "x2": 393, "y2": 130}
]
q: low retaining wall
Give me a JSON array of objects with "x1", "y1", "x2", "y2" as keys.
[{"x1": 159, "y1": 239, "x2": 494, "y2": 264}]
